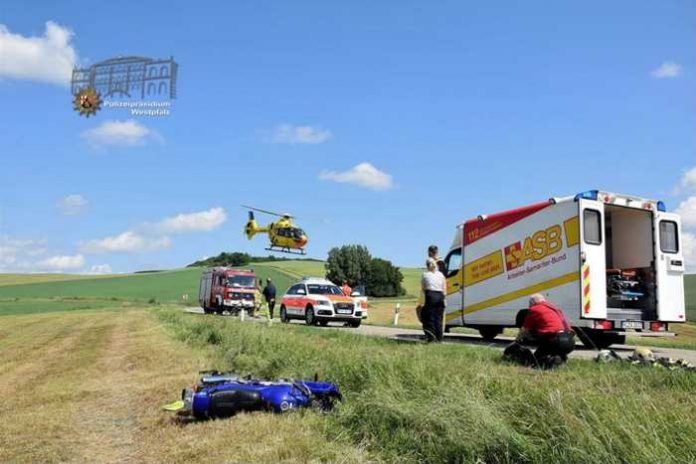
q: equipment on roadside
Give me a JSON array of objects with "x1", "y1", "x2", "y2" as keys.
[
  {"x1": 629, "y1": 347, "x2": 655, "y2": 363},
  {"x1": 243, "y1": 205, "x2": 308, "y2": 255},
  {"x1": 164, "y1": 371, "x2": 341, "y2": 419},
  {"x1": 591, "y1": 347, "x2": 695, "y2": 372}
]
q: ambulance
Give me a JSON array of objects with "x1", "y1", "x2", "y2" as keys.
[{"x1": 441, "y1": 190, "x2": 686, "y2": 348}]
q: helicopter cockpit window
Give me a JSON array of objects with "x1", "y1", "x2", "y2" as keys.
[{"x1": 292, "y1": 229, "x2": 304, "y2": 239}]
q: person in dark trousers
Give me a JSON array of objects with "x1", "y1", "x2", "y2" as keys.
[
  {"x1": 428, "y1": 245, "x2": 447, "y2": 275},
  {"x1": 511, "y1": 294, "x2": 575, "y2": 368},
  {"x1": 262, "y1": 278, "x2": 277, "y2": 319},
  {"x1": 421, "y1": 258, "x2": 447, "y2": 343}
]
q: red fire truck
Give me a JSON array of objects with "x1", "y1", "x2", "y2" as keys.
[{"x1": 199, "y1": 268, "x2": 259, "y2": 316}]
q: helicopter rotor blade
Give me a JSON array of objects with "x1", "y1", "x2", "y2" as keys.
[{"x1": 241, "y1": 205, "x2": 294, "y2": 218}]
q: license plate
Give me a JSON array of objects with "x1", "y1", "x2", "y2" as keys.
[
  {"x1": 336, "y1": 309, "x2": 351, "y2": 314},
  {"x1": 623, "y1": 320, "x2": 642, "y2": 329}
]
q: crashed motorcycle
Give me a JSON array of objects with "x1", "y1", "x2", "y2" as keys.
[{"x1": 164, "y1": 371, "x2": 342, "y2": 419}]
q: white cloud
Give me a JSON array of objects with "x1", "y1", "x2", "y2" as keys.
[
  {"x1": 0, "y1": 236, "x2": 48, "y2": 271},
  {"x1": 36, "y1": 254, "x2": 85, "y2": 270},
  {"x1": 57, "y1": 194, "x2": 88, "y2": 216},
  {"x1": 319, "y1": 162, "x2": 394, "y2": 190},
  {"x1": 88, "y1": 264, "x2": 112, "y2": 274},
  {"x1": 269, "y1": 124, "x2": 332, "y2": 144},
  {"x1": 0, "y1": 21, "x2": 78, "y2": 85},
  {"x1": 80, "y1": 231, "x2": 171, "y2": 254},
  {"x1": 675, "y1": 197, "x2": 696, "y2": 229},
  {"x1": 675, "y1": 167, "x2": 696, "y2": 194},
  {"x1": 155, "y1": 207, "x2": 227, "y2": 233},
  {"x1": 80, "y1": 207, "x2": 225, "y2": 256},
  {"x1": 81, "y1": 120, "x2": 160, "y2": 148},
  {"x1": 651, "y1": 61, "x2": 682, "y2": 79}
]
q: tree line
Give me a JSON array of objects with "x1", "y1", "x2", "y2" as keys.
[{"x1": 325, "y1": 244, "x2": 405, "y2": 297}]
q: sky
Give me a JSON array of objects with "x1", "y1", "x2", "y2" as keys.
[{"x1": 0, "y1": 1, "x2": 695, "y2": 274}]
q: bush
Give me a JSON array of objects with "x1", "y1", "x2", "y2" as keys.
[
  {"x1": 325, "y1": 245, "x2": 372, "y2": 287},
  {"x1": 367, "y1": 258, "x2": 405, "y2": 297},
  {"x1": 188, "y1": 252, "x2": 251, "y2": 268}
]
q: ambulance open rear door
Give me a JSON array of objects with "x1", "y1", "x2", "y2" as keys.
[
  {"x1": 654, "y1": 212, "x2": 686, "y2": 322},
  {"x1": 578, "y1": 198, "x2": 607, "y2": 320}
]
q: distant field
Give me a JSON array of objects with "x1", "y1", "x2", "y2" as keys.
[
  {"x1": 253, "y1": 260, "x2": 325, "y2": 278},
  {"x1": 254, "y1": 260, "x2": 422, "y2": 297},
  {"x1": 0, "y1": 273, "x2": 115, "y2": 287}
]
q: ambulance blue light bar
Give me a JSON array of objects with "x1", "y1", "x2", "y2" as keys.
[
  {"x1": 574, "y1": 190, "x2": 599, "y2": 201},
  {"x1": 657, "y1": 201, "x2": 666, "y2": 212}
]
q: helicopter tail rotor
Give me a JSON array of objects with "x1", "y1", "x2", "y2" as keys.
[{"x1": 244, "y1": 211, "x2": 259, "y2": 239}]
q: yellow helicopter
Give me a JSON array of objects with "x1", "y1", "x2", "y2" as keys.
[{"x1": 242, "y1": 206, "x2": 309, "y2": 255}]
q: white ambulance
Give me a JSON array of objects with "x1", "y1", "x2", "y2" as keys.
[{"x1": 441, "y1": 190, "x2": 686, "y2": 348}]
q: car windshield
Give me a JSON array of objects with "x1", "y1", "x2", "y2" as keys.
[
  {"x1": 307, "y1": 284, "x2": 342, "y2": 295},
  {"x1": 226, "y1": 275, "x2": 256, "y2": 288}
]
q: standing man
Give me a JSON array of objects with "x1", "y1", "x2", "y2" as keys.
[
  {"x1": 421, "y1": 258, "x2": 447, "y2": 343},
  {"x1": 428, "y1": 245, "x2": 447, "y2": 275},
  {"x1": 514, "y1": 294, "x2": 575, "y2": 368},
  {"x1": 262, "y1": 278, "x2": 277, "y2": 320},
  {"x1": 341, "y1": 280, "x2": 352, "y2": 297}
]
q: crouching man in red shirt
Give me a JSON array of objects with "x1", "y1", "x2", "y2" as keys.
[{"x1": 507, "y1": 294, "x2": 576, "y2": 369}]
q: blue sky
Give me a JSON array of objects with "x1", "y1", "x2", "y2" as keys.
[{"x1": 0, "y1": 1, "x2": 694, "y2": 273}]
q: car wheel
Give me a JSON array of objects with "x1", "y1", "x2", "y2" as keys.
[
  {"x1": 349, "y1": 320, "x2": 361, "y2": 328},
  {"x1": 305, "y1": 306, "x2": 316, "y2": 326},
  {"x1": 280, "y1": 306, "x2": 289, "y2": 323},
  {"x1": 319, "y1": 320, "x2": 328, "y2": 327}
]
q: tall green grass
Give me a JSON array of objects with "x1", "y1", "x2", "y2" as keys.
[{"x1": 158, "y1": 309, "x2": 696, "y2": 464}]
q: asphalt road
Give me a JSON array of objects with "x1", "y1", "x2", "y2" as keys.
[{"x1": 184, "y1": 307, "x2": 696, "y2": 364}]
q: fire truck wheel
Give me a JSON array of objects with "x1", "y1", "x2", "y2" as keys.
[{"x1": 280, "y1": 306, "x2": 289, "y2": 323}]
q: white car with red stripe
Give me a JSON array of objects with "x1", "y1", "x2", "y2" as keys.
[
  {"x1": 439, "y1": 190, "x2": 685, "y2": 348},
  {"x1": 279, "y1": 277, "x2": 363, "y2": 327}
]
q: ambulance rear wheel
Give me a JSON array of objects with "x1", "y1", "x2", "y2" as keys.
[
  {"x1": 577, "y1": 329, "x2": 625, "y2": 349},
  {"x1": 479, "y1": 326, "x2": 503, "y2": 341},
  {"x1": 280, "y1": 306, "x2": 289, "y2": 323}
]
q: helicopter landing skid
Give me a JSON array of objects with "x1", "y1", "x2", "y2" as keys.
[{"x1": 265, "y1": 246, "x2": 307, "y2": 256}]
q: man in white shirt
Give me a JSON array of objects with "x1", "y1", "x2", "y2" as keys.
[{"x1": 421, "y1": 258, "x2": 447, "y2": 342}]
